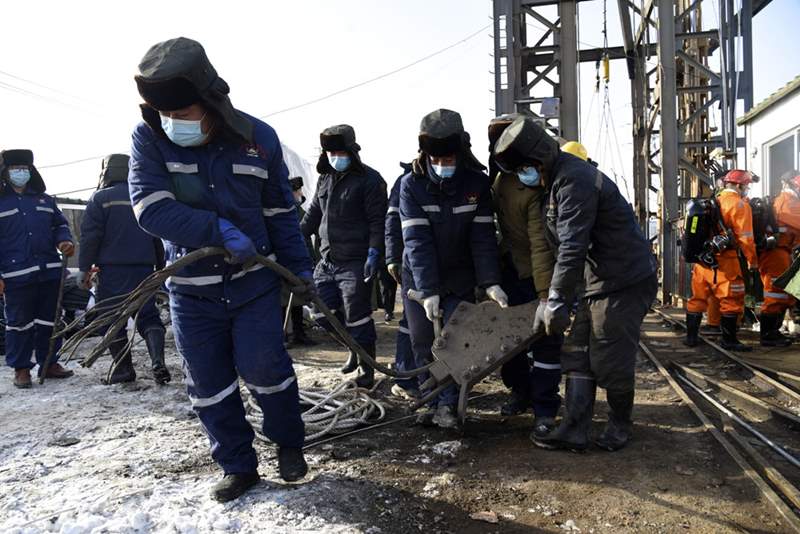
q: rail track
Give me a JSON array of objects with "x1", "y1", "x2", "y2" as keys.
[{"x1": 640, "y1": 309, "x2": 800, "y2": 532}]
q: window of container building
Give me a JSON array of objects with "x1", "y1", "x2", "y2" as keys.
[{"x1": 765, "y1": 131, "x2": 798, "y2": 194}]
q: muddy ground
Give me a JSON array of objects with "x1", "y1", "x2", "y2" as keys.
[{"x1": 0, "y1": 307, "x2": 793, "y2": 533}]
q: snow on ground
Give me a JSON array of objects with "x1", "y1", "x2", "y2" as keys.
[{"x1": 0, "y1": 337, "x2": 369, "y2": 534}]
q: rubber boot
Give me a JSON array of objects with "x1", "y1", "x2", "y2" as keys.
[
  {"x1": 500, "y1": 390, "x2": 531, "y2": 416},
  {"x1": 700, "y1": 324, "x2": 721, "y2": 336},
  {"x1": 104, "y1": 338, "x2": 136, "y2": 384},
  {"x1": 684, "y1": 312, "x2": 702, "y2": 347},
  {"x1": 340, "y1": 350, "x2": 358, "y2": 374},
  {"x1": 720, "y1": 314, "x2": 752, "y2": 352},
  {"x1": 145, "y1": 329, "x2": 171, "y2": 384},
  {"x1": 278, "y1": 447, "x2": 308, "y2": 482},
  {"x1": 594, "y1": 389, "x2": 634, "y2": 451},
  {"x1": 211, "y1": 472, "x2": 260, "y2": 502},
  {"x1": 760, "y1": 313, "x2": 792, "y2": 347},
  {"x1": 14, "y1": 368, "x2": 32, "y2": 389},
  {"x1": 532, "y1": 373, "x2": 596, "y2": 452},
  {"x1": 355, "y1": 344, "x2": 375, "y2": 389},
  {"x1": 291, "y1": 307, "x2": 316, "y2": 347}
]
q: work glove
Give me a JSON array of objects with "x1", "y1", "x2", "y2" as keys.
[
  {"x1": 485, "y1": 284, "x2": 509, "y2": 308},
  {"x1": 363, "y1": 247, "x2": 380, "y2": 282},
  {"x1": 422, "y1": 295, "x2": 442, "y2": 323},
  {"x1": 387, "y1": 263, "x2": 402, "y2": 284},
  {"x1": 218, "y1": 218, "x2": 256, "y2": 264},
  {"x1": 57, "y1": 241, "x2": 75, "y2": 258},
  {"x1": 535, "y1": 290, "x2": 571, "y2": 336},
  {"x1": 290, "y1": 271, "x2": 317, "y2": 303},
  {"x1": 0, "y1": 279, "x2": 4, "y2": 296}
]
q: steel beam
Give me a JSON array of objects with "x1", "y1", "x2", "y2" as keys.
[{"x1": 558, "y1": 0, "x2": 579, "y2": 140}]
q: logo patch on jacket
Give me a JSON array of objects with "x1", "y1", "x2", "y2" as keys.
[
  {"x1": 243, "y1": 144, "x2": 268, "y2": 160},
  {"x1": 466, "y1": 193, "x2": 479, "y2": 204}
]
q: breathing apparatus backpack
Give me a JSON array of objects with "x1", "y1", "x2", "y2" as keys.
[
  {"x1": 750, "y1": 196, "x2": 778, "y2": 252},
  {"x1": 682, "y1": 197, "x2": 733, "y2": 269}
]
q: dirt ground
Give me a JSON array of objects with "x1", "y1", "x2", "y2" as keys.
[{"x1": 0, "y1": 307, "x2": 794, "y2": 533}]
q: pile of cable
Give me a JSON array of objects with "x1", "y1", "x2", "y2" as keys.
[{"x1": 243, "y1": 379, "x2": 387, "y2": 443}]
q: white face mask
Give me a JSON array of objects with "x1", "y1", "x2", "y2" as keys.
[{"x1": 160, "y1": 114, "x2": 208, "y2": 147}]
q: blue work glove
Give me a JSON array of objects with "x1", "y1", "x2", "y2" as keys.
[
  {"x1": 363, "y1": 247, "x2": 380, "y2": 282},
  {"x1": 533, "y1": 290, "x2": 572, "y2": 336},
  {"x1": 291, "y1": 271, "x2": 317, "y2": 303},
  {"x1": 218, "y1": 218, "x2": 256, "y2": 264}
]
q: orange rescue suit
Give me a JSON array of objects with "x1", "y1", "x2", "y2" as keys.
[
  {"x1": 759, "y1": 190, "x2": 800, "y2": 314},
  {"x1": 688, "y1": 189, "x2": 758, "y2": 316}
]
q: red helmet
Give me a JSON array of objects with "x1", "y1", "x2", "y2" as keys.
[{"x1": 722, "y1": 169, "x2": 754, "y2": 185}]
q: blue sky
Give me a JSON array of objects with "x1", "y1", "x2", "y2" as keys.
[{"x1": 0, "y1": 0, "x2": 797, "y2": 199}]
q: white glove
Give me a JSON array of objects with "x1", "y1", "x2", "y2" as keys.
[
  {"x1": 422, "y1": 295, "x2": 441, "y2": 323},
  {"x1": 485, "y1": 285, "x2": 509, "y2": 308}
]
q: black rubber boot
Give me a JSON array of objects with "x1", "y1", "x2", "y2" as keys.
[
  {"x1": 211, "y1": 472, "x2": 260, "y2": 502},
  {"x1": 278, "y1": 447, "x2": 308, "y2": 482},
  {"x1": 290, "y1": 307, "x2": 316, "y2": 347},
  {"x1": 595, "y1": 389, "x2": 634, "y2": 451},
  {"x1": 532, "y1": 373, "x2": 596, "y2": 452},
  {"x1": 500, "y1": 390, "x2": 531, "y2": 416},
  {"x1": 355, "y1": 345, "x2": 375, "y2": 389},
  {"x1": 720, "y1": 314, "x2": 752, "y2": 352},
  {"x1": 145, "y1": 329, "x2": 171, "y2": 384},
  {"x1": 684, "y1": 312, "x2": 702, "y2": 347},
  {"x1": 700, "y1": 323, "x2": 721, "y2": 336},
  {"x1": 340, "y1": 350, "x2": 358, "y2": 374},
  {"x1": 760, "y1": 313, "x2": 792, "y2": 347},
  {"x1": 104, "y1": 338, "x2": 136, "y2": 384},
  {"x1": 531, "y1": 416, "x2": 556, "y2": 440}
]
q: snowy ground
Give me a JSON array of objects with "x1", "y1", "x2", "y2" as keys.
[{"x1": 0, "y1": 333, "x2": 375, "y2": 534}]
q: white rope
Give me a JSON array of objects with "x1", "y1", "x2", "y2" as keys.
[{"x1": 242, "y1": 379, "x2": 387, "y2": 443}]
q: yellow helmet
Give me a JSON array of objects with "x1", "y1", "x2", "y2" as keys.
[{"x1": 561, "y1": 141, "x2": 588, "y2": 161}]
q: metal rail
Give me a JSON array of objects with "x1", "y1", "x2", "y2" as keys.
[{"x1": 638, "y1": 340, "x2": 800, "y2": 532}]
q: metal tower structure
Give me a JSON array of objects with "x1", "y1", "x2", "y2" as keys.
[{"x1": 492, "y1": 0, "x2": 768, "y2": 305}]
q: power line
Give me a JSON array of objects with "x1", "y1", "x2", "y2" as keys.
[
  {"x1": 259, "y1": 23, "x2": 491, "y2": 119},
  {"x1": 39, "y1": 155, "x2": 109, "y2": 169},
  {"x1": 52, "y1": 186, "x2": 96, "y2": 197},
  {"x1": 0, "y1": 69, "x2": 92, "y2": 104}
]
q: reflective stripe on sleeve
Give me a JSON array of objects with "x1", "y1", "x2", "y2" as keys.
[
  {"x1": 0, "y1": 208, "x2": 19, "y2": 218},
  {"x1": 102, "y1": 201, "x2": 133, "y2": 209},
  {"x1": 165, "y1": 162, "x2": 199, "y2": 174},
  {"x1": 188, "y1": 378, "x2": 240, "y2": 408},
  {"x1": 765, "y1": 291, "x2": 790, "y2": 300},
  {"x1": 533, "y1": 361, "x2": 561, "y2": 370},
  {"x1": 45, "y1": 262, "x2": 63, "y2": 269},
  {"x1": 263, "y1": 206, "x2": 295, "y2": 217},
  {"x1": 472, "y1": 216, "x2": 494, "y2": 223},
  {"x1": 232, "y1": 164, "x2": 269, "y2": 180},
  {"x1": 35, "y1": 206, "x2": 54, "y2": 213},
  {"x1": 422, "y1": 205, "x2": 441, "y2": 212},
  {"x1": 401, "y1": 218, "x2": 430, "y2": 228},
  {"x1": 452, "y1": 204, "x2": 478, "y2": 214},
  {"x1": 387, "y1": 207, "x2": 400, "y2": 214},
  {"x1": 133, "y1": 191, "x2": 176, "y2": 219},
  {"x1": 245, "y1": 375, "x2": 297, "y2": 396}
]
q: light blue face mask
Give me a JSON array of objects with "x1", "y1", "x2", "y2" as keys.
[
  {"x1": 429, "y1": 159, "x2": 457, "y2": 182},
  {"x1": 328, "y1": 153, "x2": 351, "y2": 173},
  {"x1": 517, "y1": 166, "x2": 541, "y2": 187},
  {"x1": 161, "y1": 115, "x2": 208, "y2": 147},
  {"x1": 8, "y1": 167, "x2": 31, "y2": 188}
]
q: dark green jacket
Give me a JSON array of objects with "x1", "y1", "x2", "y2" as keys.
[{"x1": 492, "y1": 171, "x2": 555, "y2": 299}]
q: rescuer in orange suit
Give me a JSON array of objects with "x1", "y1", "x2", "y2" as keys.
[
  {"x1": 686, "y1": 170, "x2": 759, "y2": 352},
  {"x1": 758, "y1": 172, "x2": 800, "y2": 346},
  {"x1": 703, "y1": 294, "x2": 721, "y2": 335}
]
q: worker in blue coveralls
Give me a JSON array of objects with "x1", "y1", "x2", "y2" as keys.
[
  {"x1": 0, "y1": 149, "x2": 75, "y2": 388},
  {"x1": 301, "y1": 125, "x2": 388, "y2": 388},
  {"x1": 128, "y1": 37, "x2": 313, "y2": 502},
  {"x1": 78, "y1": 154, "x2": 170, "y2": 385},
  {"x1": 385, "y1": 162, "x2": 420, "y2": 399},
  {"x1": 400, "y1": 109, "x2": 509, "y2": 429}
]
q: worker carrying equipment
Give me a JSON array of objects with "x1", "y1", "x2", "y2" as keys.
[
  {"x1": 686, "y1": 169, "x2": 758, "y2": 352},
  {"x1": 757, "y1": 171, "x2": 800, "y2": 346}
]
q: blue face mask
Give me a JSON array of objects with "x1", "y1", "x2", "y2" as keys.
[
  {"x1": 8, "y1": 167, "x2": 31, "y2": 188},
  {"x1": 517, "y1": 166, "x2": 541, "y2": 187},
  {"x1": 161, "y1": 115, "x2": 208, "y2": 147},
  {"x1": 328, "y1": 154, "x2": 351, "y2": 173}
]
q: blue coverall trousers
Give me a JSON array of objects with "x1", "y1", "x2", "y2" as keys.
[
  {"x1": 96, "y1": 264, "x2": 164, "y2": 340},
  {"x1": 170, "y1": 287, "x2": 304, "y2": 474},
  {"x1": 313, "y1": 259, "x2": 376, "y2": 349},
  {"x1": 3, "y1": 278, "x2": 62, "y2": 370}
]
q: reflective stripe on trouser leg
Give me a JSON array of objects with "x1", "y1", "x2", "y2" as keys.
[
  {"x1": 393, "y1": 311, "x2": 418, "y2": 390},
  {"x1": 588, "y1": 275, "x2": 657, "y2": 393},
  {"x1": 233, "y1": 288, "x2": 304, "y2": 448},
  {"x1": 529, "y1": 333, "x2": 563, "y2": 418},
  {"x1": 761, "y1": 247, "x2": 795, "y2": 315},
  {"x1": 33, "y1": 278, "x2": 62, "y2": 367},
  {"x1": 404, "y1": 292, "x2": 463, "y2": 407},
  {"x1": 3, "y1": 283, "x2": 36, "y2": 369},
  {"x1": 170, "y1": 292, "x2": 257, "y2": 474},
  {"x1": 714, "y1": 254, "x2": 745, "y2": 316},
  {"x1": 337, "y1": 260, "x2": 377, "y2": 347}
]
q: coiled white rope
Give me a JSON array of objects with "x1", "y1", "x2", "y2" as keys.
[{"x1": 243, "y1": 379, "x2": 387, "y2": 443}]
